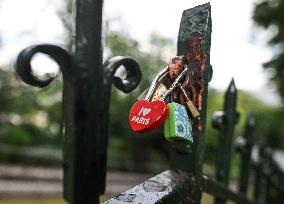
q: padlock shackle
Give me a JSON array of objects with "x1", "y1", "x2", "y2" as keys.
[
  {"x1": 179, "y1": 84, "x2": 190, "y2": 101},
  {"x1": 144, "y1": 66, "x2": 168, "y2": 101},
  {"x1": 161, "y1": 66, "x2": 189, "y2": 101},
  {"x1": 178, "y1": 83, "x2": 196, "y2": 102}
]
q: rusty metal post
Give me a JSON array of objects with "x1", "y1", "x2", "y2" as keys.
[
  {"x1": 169, "y1": 3, "x2": 212, "y2": 204},
  {"x1": 236, "y1": 113, "x2": 255, "y2": 200},
  {"x1": 15, "y1": 0, "x2": 141, "y2": 203},
  {"x1": 212, "y1": 79, "x2": 238, "y2": 204}
]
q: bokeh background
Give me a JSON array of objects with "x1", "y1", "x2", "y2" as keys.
[{"x1": 0, "y1": 0, "x2": 284, "y2": 203}]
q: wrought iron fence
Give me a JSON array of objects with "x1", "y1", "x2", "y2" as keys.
[{"x1": 14, "y1": 1, "x2": 284, "y2": 204}]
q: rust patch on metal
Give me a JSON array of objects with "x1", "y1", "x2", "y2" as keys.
[
  {"x1": 183, "y1": 33, "x2": 206, "y2": 130},
  {"x1": 184, "y1": 33, "x2": 206, "y2": 111}
]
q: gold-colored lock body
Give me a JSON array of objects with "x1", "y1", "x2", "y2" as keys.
[{"x1": 179, "y1": 84, "x2": 200, "y2": 118}]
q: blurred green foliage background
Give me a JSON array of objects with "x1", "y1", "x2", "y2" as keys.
[{"x1": 0, "y1": 0, "x2": 284, "y2": 177}]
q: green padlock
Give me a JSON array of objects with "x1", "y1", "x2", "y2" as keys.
[{"x1": 164, "y1": 102, "x2": 193, "y2": 143}]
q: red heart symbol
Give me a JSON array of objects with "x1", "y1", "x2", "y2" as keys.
[{"x1": 129, "y1": 99, "x2": 169, "y2": 133}]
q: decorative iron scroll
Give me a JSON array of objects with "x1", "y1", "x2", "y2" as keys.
[
  {"x1": 16, "y1": 44, "x2": 72, "y2": 87},
  {"x1": 15, "y1": 43, "x2": 141, "y2": 203},
  {"x1": 16, "y1": 44, "x2": 141, "y2": 92}
]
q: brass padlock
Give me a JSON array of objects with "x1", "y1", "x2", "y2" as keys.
[{"x1": 178, "y1": 84, "x2": 200, "y2": 118}]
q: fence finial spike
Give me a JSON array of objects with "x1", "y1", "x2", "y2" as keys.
[{"x1": 227, "y1": 78, "x2": 237, "y2": 94}]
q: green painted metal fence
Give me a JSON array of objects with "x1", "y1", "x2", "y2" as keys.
[{"x1": 14, "y1": 1, "x2": 284, "y2": 204}]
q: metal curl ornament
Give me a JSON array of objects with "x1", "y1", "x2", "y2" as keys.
[
  {"x1": 15, "y1": 44, "x2": 73, "y2": 88},
  {"x1": 15, "y1": 43, "x2": 142, "y2": 202},
  {"x1": 104, "y1": 56, "x2": 141, "y2": 93}
]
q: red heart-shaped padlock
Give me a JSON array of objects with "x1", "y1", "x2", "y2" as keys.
[{"x1": 129, "y1": 99, "x2": 169, "y2": 133}]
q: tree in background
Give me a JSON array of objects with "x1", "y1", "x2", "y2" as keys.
[
  {"x1": 1, "y1": 0, "x2": 283, "y2": 168},
  {"x1": 253, "y1": 0, "x2": 284, "y2": 149},
  {"x1": 0, "y1": 68, "x2": 62, "y2": 147},
  {"x1": 253, "y1": 0, "x2": 284, "y2": 101},
  {"x1": 105, "y1": 29, "x2": 176, "y2": 171}
]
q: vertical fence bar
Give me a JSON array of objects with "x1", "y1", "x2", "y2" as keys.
[
  {"x1": 63, "y1": 0, "x2": 105, "y2": 203},
  {"x1": 170, "y1": 3, "x2": 212, "y2": 204},
  {"x1": 237, "y1": 113, "x2": 255, "y2": 200},
  {"x1": 268, "y1": 157, "x2": 284, "y2": 203},
  {"x1": 67, "y1": 1, "x2": 142, "y2": 203},
  {"x1": 213, "y1": 79, "x2": 238, "y2": 204},
  {"x1": 265, "y1": 174, "x2": 273, "y2": 204},
  {"x1": 253, "y1": 136, "x2": 265, "y2": 203},
  {"x1": 264, "y1": 148, "x2": 273, "y2": 204},
  {"x1": 253, "y1": 163, "x2": 262, "y2": 203}
]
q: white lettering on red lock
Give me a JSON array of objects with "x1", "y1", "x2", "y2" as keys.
[
  {"x1": 135, "y1": 117, "x2": 140, "y2": 123},
  {"x1": 138, "y1": 107, "x2": 144, "y2": 116},
  {"x1": 138, "y1": 107, "x2": 151, "y2": 117},
  {"x1": 144, "y1": 118, "x2": 150, "y2": 125},
  {"x1": 131, "y1": 115, "x2": 150, "y2": 125},
  {"x1": 138, "y1": 117, "x2": 144, "y2": 123},
  {"x1": 142, "y1": 108, "x2": 151, "y2": 116}
]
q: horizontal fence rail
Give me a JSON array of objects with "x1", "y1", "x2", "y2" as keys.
[{"x1": 103, "y1": 171, "x2": 252, "y2": 204}]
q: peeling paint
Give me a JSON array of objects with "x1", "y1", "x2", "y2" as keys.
[
  {"x1": 143, "y1": 180, "x2": 167, "y2": 192},
  {"x1": 185, "y1": 33, "x2": 206, "y2": 112},
  {"x1": 115, "y1": 193, "x2": 136, "y2": 202}
]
